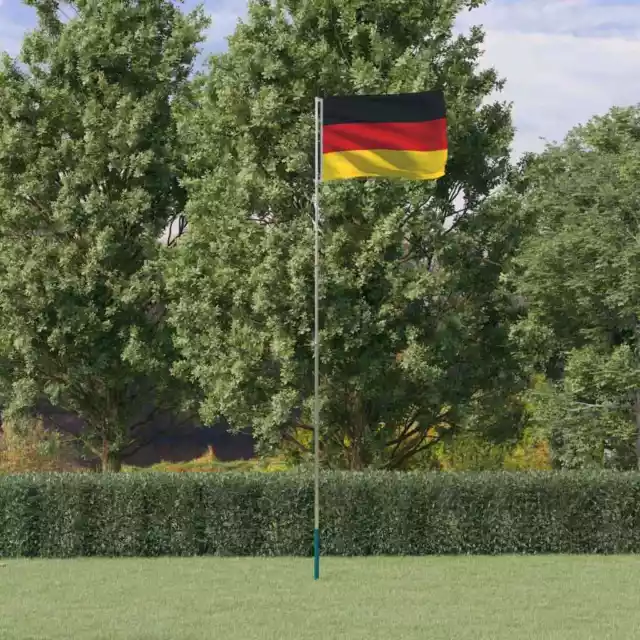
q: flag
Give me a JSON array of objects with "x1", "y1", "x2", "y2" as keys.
[{"x1": 321, "y1": 91, "x2": 447, "y2": 182}]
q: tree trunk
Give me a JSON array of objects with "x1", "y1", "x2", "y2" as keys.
[
  {"x1": 348, "y1": 394, "x2": 367, "y2": 470},
  {"x1": 100, "y1": 439, "x2": 122, "y2": 473},
  {"x1": 349, "y1": 439, "x2": 365, "y2": 471},
  {"x1": 101, "y1": 455, "x2": 122, "y2": 473}
]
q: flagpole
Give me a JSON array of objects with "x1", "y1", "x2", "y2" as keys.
[{"x1": 313, "y1": 96, "x2": 323, "y2": 581}]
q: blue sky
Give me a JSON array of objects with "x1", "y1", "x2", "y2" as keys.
[{"x1": 1, "y1": 0, "x2": 639, "y2": 157}]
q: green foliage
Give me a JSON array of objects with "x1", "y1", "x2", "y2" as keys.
[
  {"x1": 3, "y1": 471, "x2": 640, "y2": 557},
  {"x1": 0, "y1": 413, "x2": 78, "y2": 473},
  {"x1": 513, "y1": 106, "x2": 640, "y2": 469},
  {"x1": 526, "y1": 373, "x2": 637, "y2": 470},
  {"x1": 121, "y1": 447, "x2": 292, "y2": 473},
  {"x1": 167, "y1": 0, "x2": 523, "y2": 470},
  {"x1": 0, "y1": 0, "x2": 208, "y2": 470},
  {"x1": 419, "y1": 428, "x2": 551, "y2": 471}
]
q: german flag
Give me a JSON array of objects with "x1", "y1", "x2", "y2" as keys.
[{"x1": 322, "y1": 91, "x2": 447, "y2": 182}]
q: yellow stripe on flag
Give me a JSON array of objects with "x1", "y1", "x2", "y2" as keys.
[{"x1": 322, "y1": 149, "x2": 447, "y2": 182}]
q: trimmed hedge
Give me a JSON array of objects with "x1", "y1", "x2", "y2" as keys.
[{"x1": 2, "y1": 471, "x2": 640, "y2": 557}]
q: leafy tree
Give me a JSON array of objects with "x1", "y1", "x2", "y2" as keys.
[
  {"x1": 167, "y1": 0, "x2": 522, "y2": 469},
  {"x1": 0, "y1": 0, "x2": 207, "y2": 471},
  {"x1": 513, "y1": 105, "x2": 640, "y2": 469}
]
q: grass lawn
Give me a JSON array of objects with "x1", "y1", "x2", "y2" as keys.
[{"x1": 1, "y1": 556, "x2": 640, "y2": 639}]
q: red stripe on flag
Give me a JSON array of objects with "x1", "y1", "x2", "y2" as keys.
[{"x1": 323, "y1": 118, "x2": 447, "y2": 154}]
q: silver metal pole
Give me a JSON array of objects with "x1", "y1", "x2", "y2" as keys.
[{"x1": 313, "y1": 96, "x2": 322, "y2": 581}]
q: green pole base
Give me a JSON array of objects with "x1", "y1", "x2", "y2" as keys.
[{"x1": 313, "y1": 528, "x2": 320, "y2": 580}]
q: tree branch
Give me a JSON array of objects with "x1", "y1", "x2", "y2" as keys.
[
  {"x1": 122, "y1": 410, "x2": 198, "y2": 456},
  {"x1": 127, "y1": 406, "x2": 162, "y2": 435},
  {"x1": 389, "y1": 437, "x2": 440, "y2": 469},
  {"x1": 283, "y1": 432, "x2": 310, "y2": 454},
  {"x1": 400, "y1": 197, "x2": 435, "y2": 229},
  {"x1": 386, "y1": 412, "x2": 420, "y2": 450}
]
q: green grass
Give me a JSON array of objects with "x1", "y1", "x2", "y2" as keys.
[{"x1": 1, "y1": 556, "x2": 640, "y2": 639}]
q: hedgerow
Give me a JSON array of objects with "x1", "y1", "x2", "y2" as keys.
[{"x1": 1, "y1": 471, "x2": 640, "y2": 557}]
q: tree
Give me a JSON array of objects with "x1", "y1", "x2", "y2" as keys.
[
  {"x1": 0, "y1": 0, "x2": 207, "y2": 471},
  {"x1": 166, "y1": 0, "x2": 522, "y2": 469},
  {"x1": 512, "y1": 105, "x2": 640, "y2": 469}
]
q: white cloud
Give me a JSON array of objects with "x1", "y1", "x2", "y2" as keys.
[
  {"x1": 458, "y1": 0, "x2": 640, "y2": 38},
  {"x1": 456, "y1": 0, "x2": 640, "y2": 156},
  {"x1": 0, "y1": 17, "x2": 25, "y2": 56},
  {"x1": 206, "y1": 2, "x2": 248, "y2": 52},
  {"x1": 0, "y1": 0, "x2": 28, "y2": 57}
]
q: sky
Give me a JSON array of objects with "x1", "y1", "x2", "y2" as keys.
[{"x1": 1, "y1": 0, "x2": 639, "y2": 158}]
